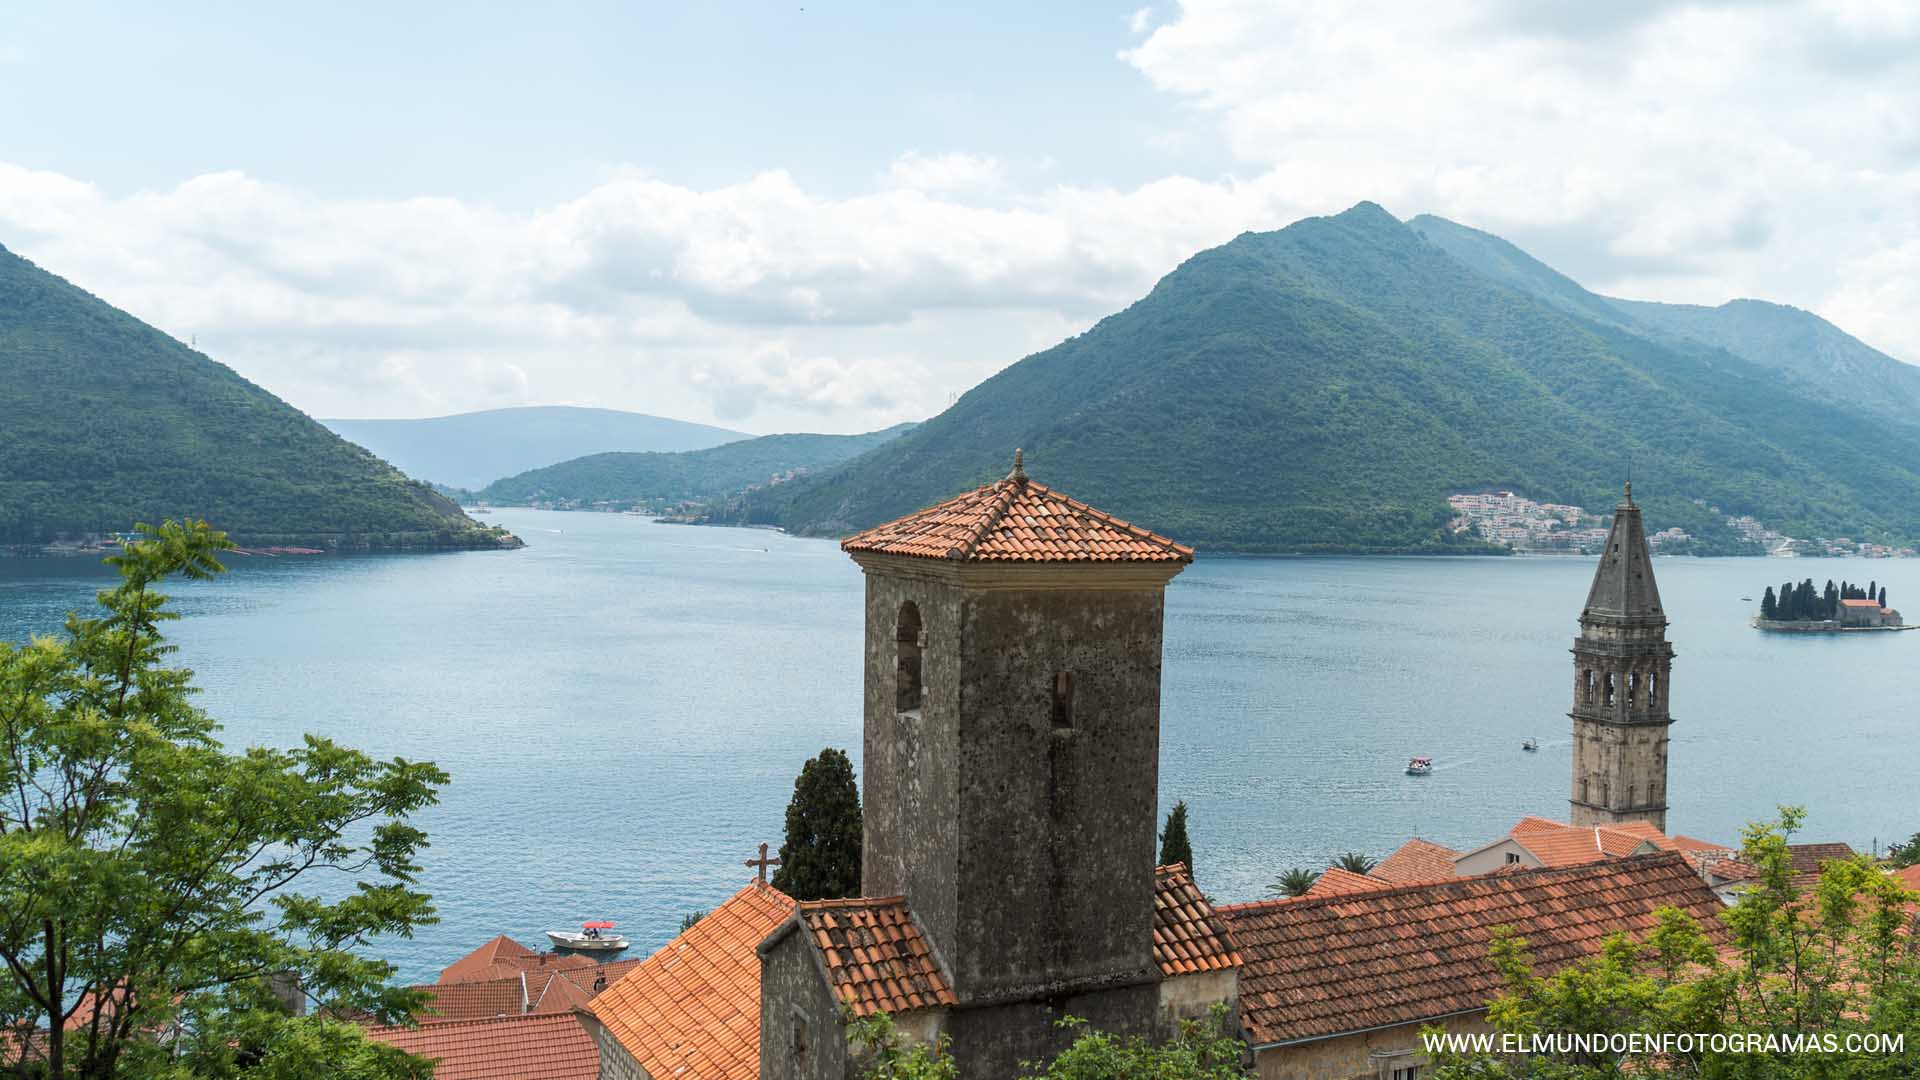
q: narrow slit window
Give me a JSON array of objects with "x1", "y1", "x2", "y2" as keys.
[
  {"x1": 1051, "y1": 671, "x2": 1074, "y2": 730},
  {"x1": 896, "y1": 602, "x2": 922, "y2": 713}
]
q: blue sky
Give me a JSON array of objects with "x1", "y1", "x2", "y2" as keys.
[{"x1": 2, "y1": 2, "x2": 1916, "y2": 432}]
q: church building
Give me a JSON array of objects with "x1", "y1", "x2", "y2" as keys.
[
  {"x1": 1568, "y1": 483, "x2": 1675, "y2": 831},
  {"x1": 756, "y1": 451, "x2": 1238, "y2": 1079}
]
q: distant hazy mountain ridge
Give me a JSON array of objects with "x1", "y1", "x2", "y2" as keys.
[
  {"x1": 474, "y1": 423, "x2": 917, "y2": 508},
  {"x1": 323, "y1": 406, "x2": 750, "y2": 490},
  {"x1": 0, "y1": 243, "x2": 507, "y2": 549},
  {"x1": 722, "y1": 203, "x2": 1920, "y2": 554}
]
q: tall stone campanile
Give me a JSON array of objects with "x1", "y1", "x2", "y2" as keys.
[
  {"x1": 840, "y1": 450, "x2": 1192, "y2": 1076},
  {"x1": 1569, "y1": 483, "x2": 1675, "y2": 831}
]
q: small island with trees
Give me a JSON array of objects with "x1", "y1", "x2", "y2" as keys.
[{"x1": 1755, "y1": 577, "x2": 1910, "y2": 632}]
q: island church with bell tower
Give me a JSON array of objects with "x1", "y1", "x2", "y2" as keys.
[{"x1": 1568, "y1": 483, "x2": 1675, "y2": 831}]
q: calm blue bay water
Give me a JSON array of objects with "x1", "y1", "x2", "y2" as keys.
[{"x1": 2, "y1": 508, "x2": 1914, "y2": 983}]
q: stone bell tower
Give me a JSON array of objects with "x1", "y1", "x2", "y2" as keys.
[
  {"x1": 1569, "y1": 483, "x2": 1675, "y2": 831},
  {"x1": 840, "y1": 450, "x2": 1192, "y2": 1074}
]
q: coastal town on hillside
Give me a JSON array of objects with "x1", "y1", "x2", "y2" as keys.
[{"x1": 1448, "y1": 490, "x2": 1916, "y2": 557}]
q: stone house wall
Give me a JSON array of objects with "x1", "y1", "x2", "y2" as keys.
[{"x1": 1253, "y1": 1013, "x2": 1497, "y2": 1080}]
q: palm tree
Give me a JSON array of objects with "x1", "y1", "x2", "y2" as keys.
[
  {"x1": 1269, "y1": 867, "x2": 1321, "y2": 897},
  {"x1": 1335, "y1": 851, "x2": 1377, "y2": 874}
]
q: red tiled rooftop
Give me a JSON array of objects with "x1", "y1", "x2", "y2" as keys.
[
  {"x1": 366, "y1": 1012, "x2": 596, "y2": 1080},
  {"x1": 793, "y1": 896, "x2": 958, "y2": 1017},
  {"x1": 585, "y1": 883, "x2": 794, "y2": 1080},
  {"x1": 841, "y1": 453, "x2": 1192, "y2": 564},
  {"x1": 1840, "y1": 598, "x2": 1882, "y2": 607},
  {"x1": 1153, "y1": 864, "x2": 1241, "y2": 976},
  {"x1": 1787, "y1": 842, "x2": 1856, "y2": 876},
  {"x1": 416, "y1": 958, "x2": 643, "y2": 1024},
  {"x1": 1503, "y1": 816, "x2": 1676, "y2": 868},
  {"x1": 1220, "y1": 853, "x2": 1726, "y2": 1047},
  {"x1": 1305, "y1": 866, "x2": 1389, "y2": 897},
  {"x1": 1372, "y1": 839, "x2": 1461, "y2": 885}
]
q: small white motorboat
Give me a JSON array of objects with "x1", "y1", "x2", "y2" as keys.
[
  {"x1": 547, "y1": 921, "x2": 628, "y2": 952},
  {"x1": 1406, "y1": 756, "x2": 1434, "y2": 776},
  {"x1": 1522, "y1": 739, "x2": 1539, "y2": 752}
]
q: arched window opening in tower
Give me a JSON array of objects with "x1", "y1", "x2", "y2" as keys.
[
  {"x1": 896, "y1": 601, "x2": 923, "y2": 713},
  {"x1": 1583, "y1": 669, "x2": 1595, "y2": 703},
  {"x1": 1627, "y1": 672, "x2": 1639, "y2": 708},
  {"x1": 1648, "y1": 672, "x2": 1658, "y2": 707},
  {"x1": 1051, "y1": 670, "x2": 1075, "y2": 730},
  {"x1": 1604, "y1": 672, "x2": 1616, "y2": 707}
]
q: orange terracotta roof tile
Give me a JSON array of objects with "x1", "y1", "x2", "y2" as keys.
[
  {"x1": 415, "y1": 957, "x2": 642, "y2": 1024},
  {"x1": 1787, "y1": 843, "x2": 1856, "y2": 876},
  {"x1": 1894, "y1": 865, "x2": 1920, "y2": 890},
  {"x1": 438, "y1": 934, "x2": 538, "y2": 985},
  {"x1": 841, "y1": 456, "x2": 1193, "y2": 564},
  {"x1": 1503, "y1": 817, "x2": 1674, "y2": 868},
  {"x1": 792, "y1": 896, "x2": 958, "y2": 1017},
  {"x1": 366, "y1": 1012, "x2": 596, "y2": 1080},
  {"x1": 1372, "y1": 839, "x2": 1462, "y2": 885},
  {"x1": 1220, "y1": 853, "x2": 1727, "y2": 1047},
  {"x1": 585, "y1": 883, "x2": 794, "y2": 1080},
  {"x1": 1153, "y1": 864, "x2": 1241, "y2": 976},
  {"x1": 1305, "y1": 867, "x2": 1390, "y2": 897}
]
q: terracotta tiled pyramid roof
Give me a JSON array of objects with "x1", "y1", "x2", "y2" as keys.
[
  {"x1": 1153, "y1": 864, "x2": 1241, "y2": 976},
  {"x1": 841, "y1": 451, "x2": 1193, "y2": 563},
  {"x1": 1219, "y1": 853, "x2": 1725, "y2": 1047},
  {"x1": 367, "y1": 1012, "x2": 596, "y2": 1080},
  {"x1": 585, "y1": 883, "x2": 794, "y2": 1080},
  {"x1": 1305, "y1": 867, "x2": 1390, "y2": 897},
  {"x1": 1372, "y1": 838, "x2": 1462, "y2": 884},
  {"x1": 437, "y1": 934, "x2": 542, "y2": 985},
  {"x1": 792, "y1": 896, "x2": 958, "y2": 1017},
  {"x1": 415, "y1": 958, "x2": 644, "y2": 1023}
]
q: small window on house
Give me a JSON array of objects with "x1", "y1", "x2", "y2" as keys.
[
  {"x1": 1391, "y1": 1065, "x2": 1422, "y2": 1080},
  {"x1": 791, "y1": 1014, "x2": 809, "y2": 1056},
  {"x1": 1051, "y1": 671, "x2": 1074, "y2": 730},
  {"x1": 896, "y1": 602, "x2": 923, "y2": 713},
  {"x1": 1505, "y1": 852, "x2": 1522, "y2": 865}
]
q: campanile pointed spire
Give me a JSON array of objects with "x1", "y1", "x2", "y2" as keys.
[{"x1": 1581, "y1": 484, "x2": 1664, "y2": 625}]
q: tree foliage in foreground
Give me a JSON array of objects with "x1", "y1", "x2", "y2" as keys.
[
  {"x1": 0, "y1": 521, "x2": 445, "y2": 1078},
  {"x1": 771, "y1": 748, "x2": 863, "y2": 901},
  {"x1": 1428, "y1": 807, "x2": 1920, "y2": 1080}
]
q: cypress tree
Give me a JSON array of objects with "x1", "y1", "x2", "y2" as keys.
[
  {"x1": 1159, "y1": 800, "x2": 1194, "y2": 875},
  {"x1": 1761, "y1": 586, "x2": 1776, "y2": 620},
  {"x1": 771, "y1": 747, "x2": 863, "y2": 901},
  {"x1": 1881, "y1": 586, "x2": 1889, "y2": 607}
]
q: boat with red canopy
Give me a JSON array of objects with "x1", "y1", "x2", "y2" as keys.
[{"x1": 546, "y1": 920, "x2": 628, "y2": 951}]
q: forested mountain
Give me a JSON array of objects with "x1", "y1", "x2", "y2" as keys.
[
  {"x1": 1409, "y1": 214, "x2": 1920, "y2": 431},
  {"x1": 323, "y1": 406, "x2": 750, "y2": 489},
  {"x1": 717, "y1": 203, "x2": 1920, "y2": 553},
  {"x1": 0, "y1": 243, "x2": 509, "y2": 549},
  {"x1": 474, "y1": 423, "x2": 917, "y2": 508}
]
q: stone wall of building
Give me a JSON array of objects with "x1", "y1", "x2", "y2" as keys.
[
  {"x1": 759, "y1": 927, "x2": 854, "y2": 1080},
  {"x1": 1157, "y1": 970, "x2": 1238, "y2": 1036},
  {"x1": 948, "y1": 583, "x2": 1165, "y2": 1001},
  {"x1": 944, "y1": 980, "x2": 1161, "y2": 1079},
  {"x1": 860, "y1": 568, "x2": 965, "y2": 964},
  {"x1": 1253, "y1": 1013, "x2": 1498, "y2": 1080},
  {"x1": 579, "y1": 1015, "x2": 652, "y2": 1080}
]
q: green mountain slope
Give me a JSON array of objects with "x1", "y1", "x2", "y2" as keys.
[
  {"x1": 1409, "y1": 214, "x2": 1920, "y2": 430},
  {"x1": 0, "y1": 243, "x2": 509, "y2": 549},
  {"x1": 322, "y1": 406, "x2": 750, "y2": 489},
  {"x1": 737, "y1": 203, "x2": 1920, "y2": 553},
  {"x1": 475, "y1": 423, "x2": 917, "y2": 508}
]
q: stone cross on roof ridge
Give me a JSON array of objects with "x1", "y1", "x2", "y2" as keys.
[{"x1": 745, "y1": 842, "x2": 781, "y2": 884}]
